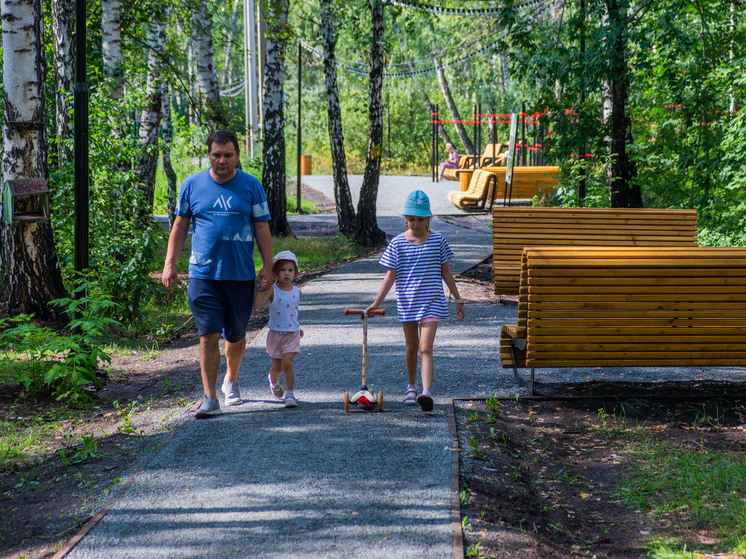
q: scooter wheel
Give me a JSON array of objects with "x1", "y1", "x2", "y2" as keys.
[
  {"x1": 377, "y1": 391, "x2": 384, "y2": 412},
  {"x1": 344, "y1": 391, "x2": 350, "y2": 413}
]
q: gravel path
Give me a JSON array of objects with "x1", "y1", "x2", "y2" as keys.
[{"x1": 63, "y1": 208, "x2": 517, "y2": 559}]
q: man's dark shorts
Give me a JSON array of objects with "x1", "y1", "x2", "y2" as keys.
[{"x1": 187, "y1": 279, "x2": 255, "y2": 343}]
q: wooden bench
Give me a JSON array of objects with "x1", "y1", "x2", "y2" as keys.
[
  {"x1": 447, "y1": 169, "x2": 499, "y2": 212},
  {"x1": 500, "y1": 246, "x2": 746, "y2": 395},
  {"x1": 492, "y1": 207, "x2": 699, "y2": 294},
  {"x1": 441, "y1": 154, "x2": 474, "y2": 181},
  {"x1": 476, "y1": 143, "x2": 507, "y2": 167},
  {"x1": 481, "y1": 165, "x2": 559, "y2": 203}
]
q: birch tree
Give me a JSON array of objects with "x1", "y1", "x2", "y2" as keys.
[
  {"x1": 262, "y1": 0, "x2": 292, "y2": 237},
  {"x1": 162, "y1": 83, "x2": 179, "y2": 226},
  {"x1": 101, "y1": 0, "x2": 124, "y2": 100},
  {"x1": 193, "y1": 0, "x2": 228, "y2": 127},
  {"x1": 135, "y1": 22, "x2": 165, "y2": 223},
  {"x1": 1, "y1": 0, "x2": 66, "y2": 317},
  {"x1": 51, "y1": 0, "x2": 75, "y2": 167},
  {"x1": 435, "y1": 59, "x2": 474, "y2": 156},
  {"x1": 355, "y1": 0, "x2": 386, "y2": 247},
  {"x1": 319, "y1": 0, "x2": 356, "y2": 235}
]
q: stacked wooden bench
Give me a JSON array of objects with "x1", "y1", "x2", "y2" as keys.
[
  {"x1": 493, "y1": 207, "x2": 699, "y2": 294},
  {"x1": 447, "y1": 169, "x2": 500, "y2": 212},
  {"x1": 481, "y1": 165, "x2": 560, "y2": 203},
  {"x1": 500, "y1": 246, "x2": 746, "y2": 395}
]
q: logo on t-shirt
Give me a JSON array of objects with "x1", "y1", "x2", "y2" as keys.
[{"x1": 213, "y1": 195, "x2": 233, "y2": 210}]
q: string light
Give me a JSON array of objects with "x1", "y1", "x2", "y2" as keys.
[
  {"x1": 381, "y1": 0, "x2": 550, "y2": 16},
  {"x1": 299, "y1": 38, "x2": 505, "y2": 79}
]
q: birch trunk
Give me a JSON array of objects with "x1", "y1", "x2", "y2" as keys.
[
  {"x1": 51, "y1": 0, "x2": 75, "y2": 168},
  {"x1": 435, "y1": 60, "x2": 474, "y2": 155},
  {"x1": 136, "y1": 23, "x2": 164, "y2": 223},
  {"x1": 193, "y1": 0, "x2": 227, "y2": 127},
  {"x1": 161, "y1": 83, "x2": 179, "y2": 227},
  {"x1": 355, "y1": 0, "x2": 386, "y2": 247},
  {"x1": 319, "y1": 0, "x2": 356, "y2": 235},
  {"x1": 262, "y1": 0, "x2": 292, "y2": 237},
  {"x1": 101, "y1": 0, "x2": 124, "y2": 100},
  {"x1": 1, "y1": 0, "x2": 66, "y2": 318}
]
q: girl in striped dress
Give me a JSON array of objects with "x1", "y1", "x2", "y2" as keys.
[{"x1": 366, "y1": 190, "x2": 465, "y2": 411}]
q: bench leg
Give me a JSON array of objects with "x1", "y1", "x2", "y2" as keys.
[
  {"x1": 509, "y1": 342, "x2": 529, "y2": 388},
  {"x1": 530, "y1": 368, "x2": 535, "y2": 397}
]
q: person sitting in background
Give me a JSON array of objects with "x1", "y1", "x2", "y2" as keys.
[{"x1": 438, "y1": 143, "x2": 459, "y2": 181}]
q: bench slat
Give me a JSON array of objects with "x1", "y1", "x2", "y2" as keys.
[
  {"x1": 493, "y1": 208, "x2": 699, "y2": 294},
  {"x1": 501, "y1": 247, "x2": 746, "y2": 387}
]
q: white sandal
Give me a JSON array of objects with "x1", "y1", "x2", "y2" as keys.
[{"x1": 403, "y1": 388, "x2": 417, "y2": 405}]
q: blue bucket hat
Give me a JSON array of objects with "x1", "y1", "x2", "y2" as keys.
[{"x1": 402, "y1": 190, "x2": 432, "y2": 217}]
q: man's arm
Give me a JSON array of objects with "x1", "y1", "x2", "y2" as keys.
[
  {"x1": 161, "y1": 216, "x2": 190, "y2": 292},
  {"x1": 254, "y1": 221, "x2": 273, "y2": 291}
]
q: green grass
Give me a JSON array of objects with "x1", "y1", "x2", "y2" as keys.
[
  {"x1": 613, "y1": 422, "x2": 746, "y2": 556},
  {"x1": 255, "y1": 234, "x2": 367, "y2": 275}
]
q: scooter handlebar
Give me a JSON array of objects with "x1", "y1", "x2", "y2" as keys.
[{"x1": 344, "y1": 308, "x2": 386, "y2": 316}]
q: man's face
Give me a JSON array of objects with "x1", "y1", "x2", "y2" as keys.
[{"x1": 208, "y1": 142, "x2": 239, "y2": 182}]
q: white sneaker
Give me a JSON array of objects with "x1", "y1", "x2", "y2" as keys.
[
  {"x1": 221, "y1": 380, "x2": 243, "y2": 406},
  {"x1": 269, "y1": 373, "x2": 284, "y2": 399}
]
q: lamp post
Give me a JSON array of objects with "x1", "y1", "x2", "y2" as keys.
[
  {"x1": 74, "y1": 0, "x2": 89, "y2": 274},
  {"x1": 243, "y1": 0, "x2": 258, "y2": 157}
]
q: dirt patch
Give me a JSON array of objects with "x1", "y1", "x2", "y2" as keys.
[{"x1": 455, "y1": 391, "x2": 746, "y2": 558}]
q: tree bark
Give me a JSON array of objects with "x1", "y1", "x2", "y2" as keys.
[
  {"x1": 161, "y1": 83, "x2": 179, "y2": 227},
  {"x1": 319, "y1": 0, "x2": 356, "y2": 235},
  {"x1": 1, "y1": 0, "x2": 66, "y2": 318},
  {"x1": 51, "y1": 0, "x2": 75, "y2": 169},
  {"x1": 604, "y1": 0, "x2": 641, "y2": 208},
  {"x1": 101, "y1": 0, "x2": 124, "y2": 100},
  {"x1": 355, "y1": 0, "x2": 386, "y2": 247},
  {"x1": 135, "y1": 22, "x2": 164, "y2": 223},
  {"x1": 435, "y1": 59, "x2": 474, "y2": 155},
  {"x1": 262, "y1": 0, "x2": 292, "y2": 237},
  {"x1": 193, "y1": 0, "x2": 227, "y2": 127}
]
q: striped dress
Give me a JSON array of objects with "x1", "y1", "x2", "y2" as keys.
[{"x1": 379, "y1": 231, "x2": 455, "y2": 322}]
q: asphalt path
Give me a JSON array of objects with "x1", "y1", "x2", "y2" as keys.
[{"x1": 63, "y1": 180, "x2": 512, "y2": 559}]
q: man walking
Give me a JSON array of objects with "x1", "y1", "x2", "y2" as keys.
[{"x1": 162, "y1": 130, "x2": 273, "y2": 418}]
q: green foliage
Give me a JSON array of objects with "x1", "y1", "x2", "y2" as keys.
[{"x1": 0, "y1": 278, "x2": 118, "y2": 403}]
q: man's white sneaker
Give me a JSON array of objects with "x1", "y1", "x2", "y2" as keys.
[{"x1": 221, "y1": 380, "x2": 243, "y2": 406}]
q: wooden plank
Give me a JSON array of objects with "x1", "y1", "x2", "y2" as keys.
[{"x1": 528, "y1": 302, "x2": 746, "y2": 312}]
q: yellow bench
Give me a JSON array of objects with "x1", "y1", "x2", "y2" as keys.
[
  {"x1": 500, "y1": 246, "x2": 746, "y2": 395},
  {"x1": 492, "y1": 207, "x2": 699, "y2": 294},
  {"x1": 481, "y1": 165, "x2": 559, "y2": 203},
  {"x1": 448, "y1": 169, "x2": 499, "y2": 212}
]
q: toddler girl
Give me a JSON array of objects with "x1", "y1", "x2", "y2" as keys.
[{"x1": 255, "y1": 250, "x2": 302, "y2": 407}]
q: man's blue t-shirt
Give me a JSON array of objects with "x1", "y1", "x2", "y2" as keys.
[{"x1": 175, "y1": 169, "x2": 271, "y2": 281}]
